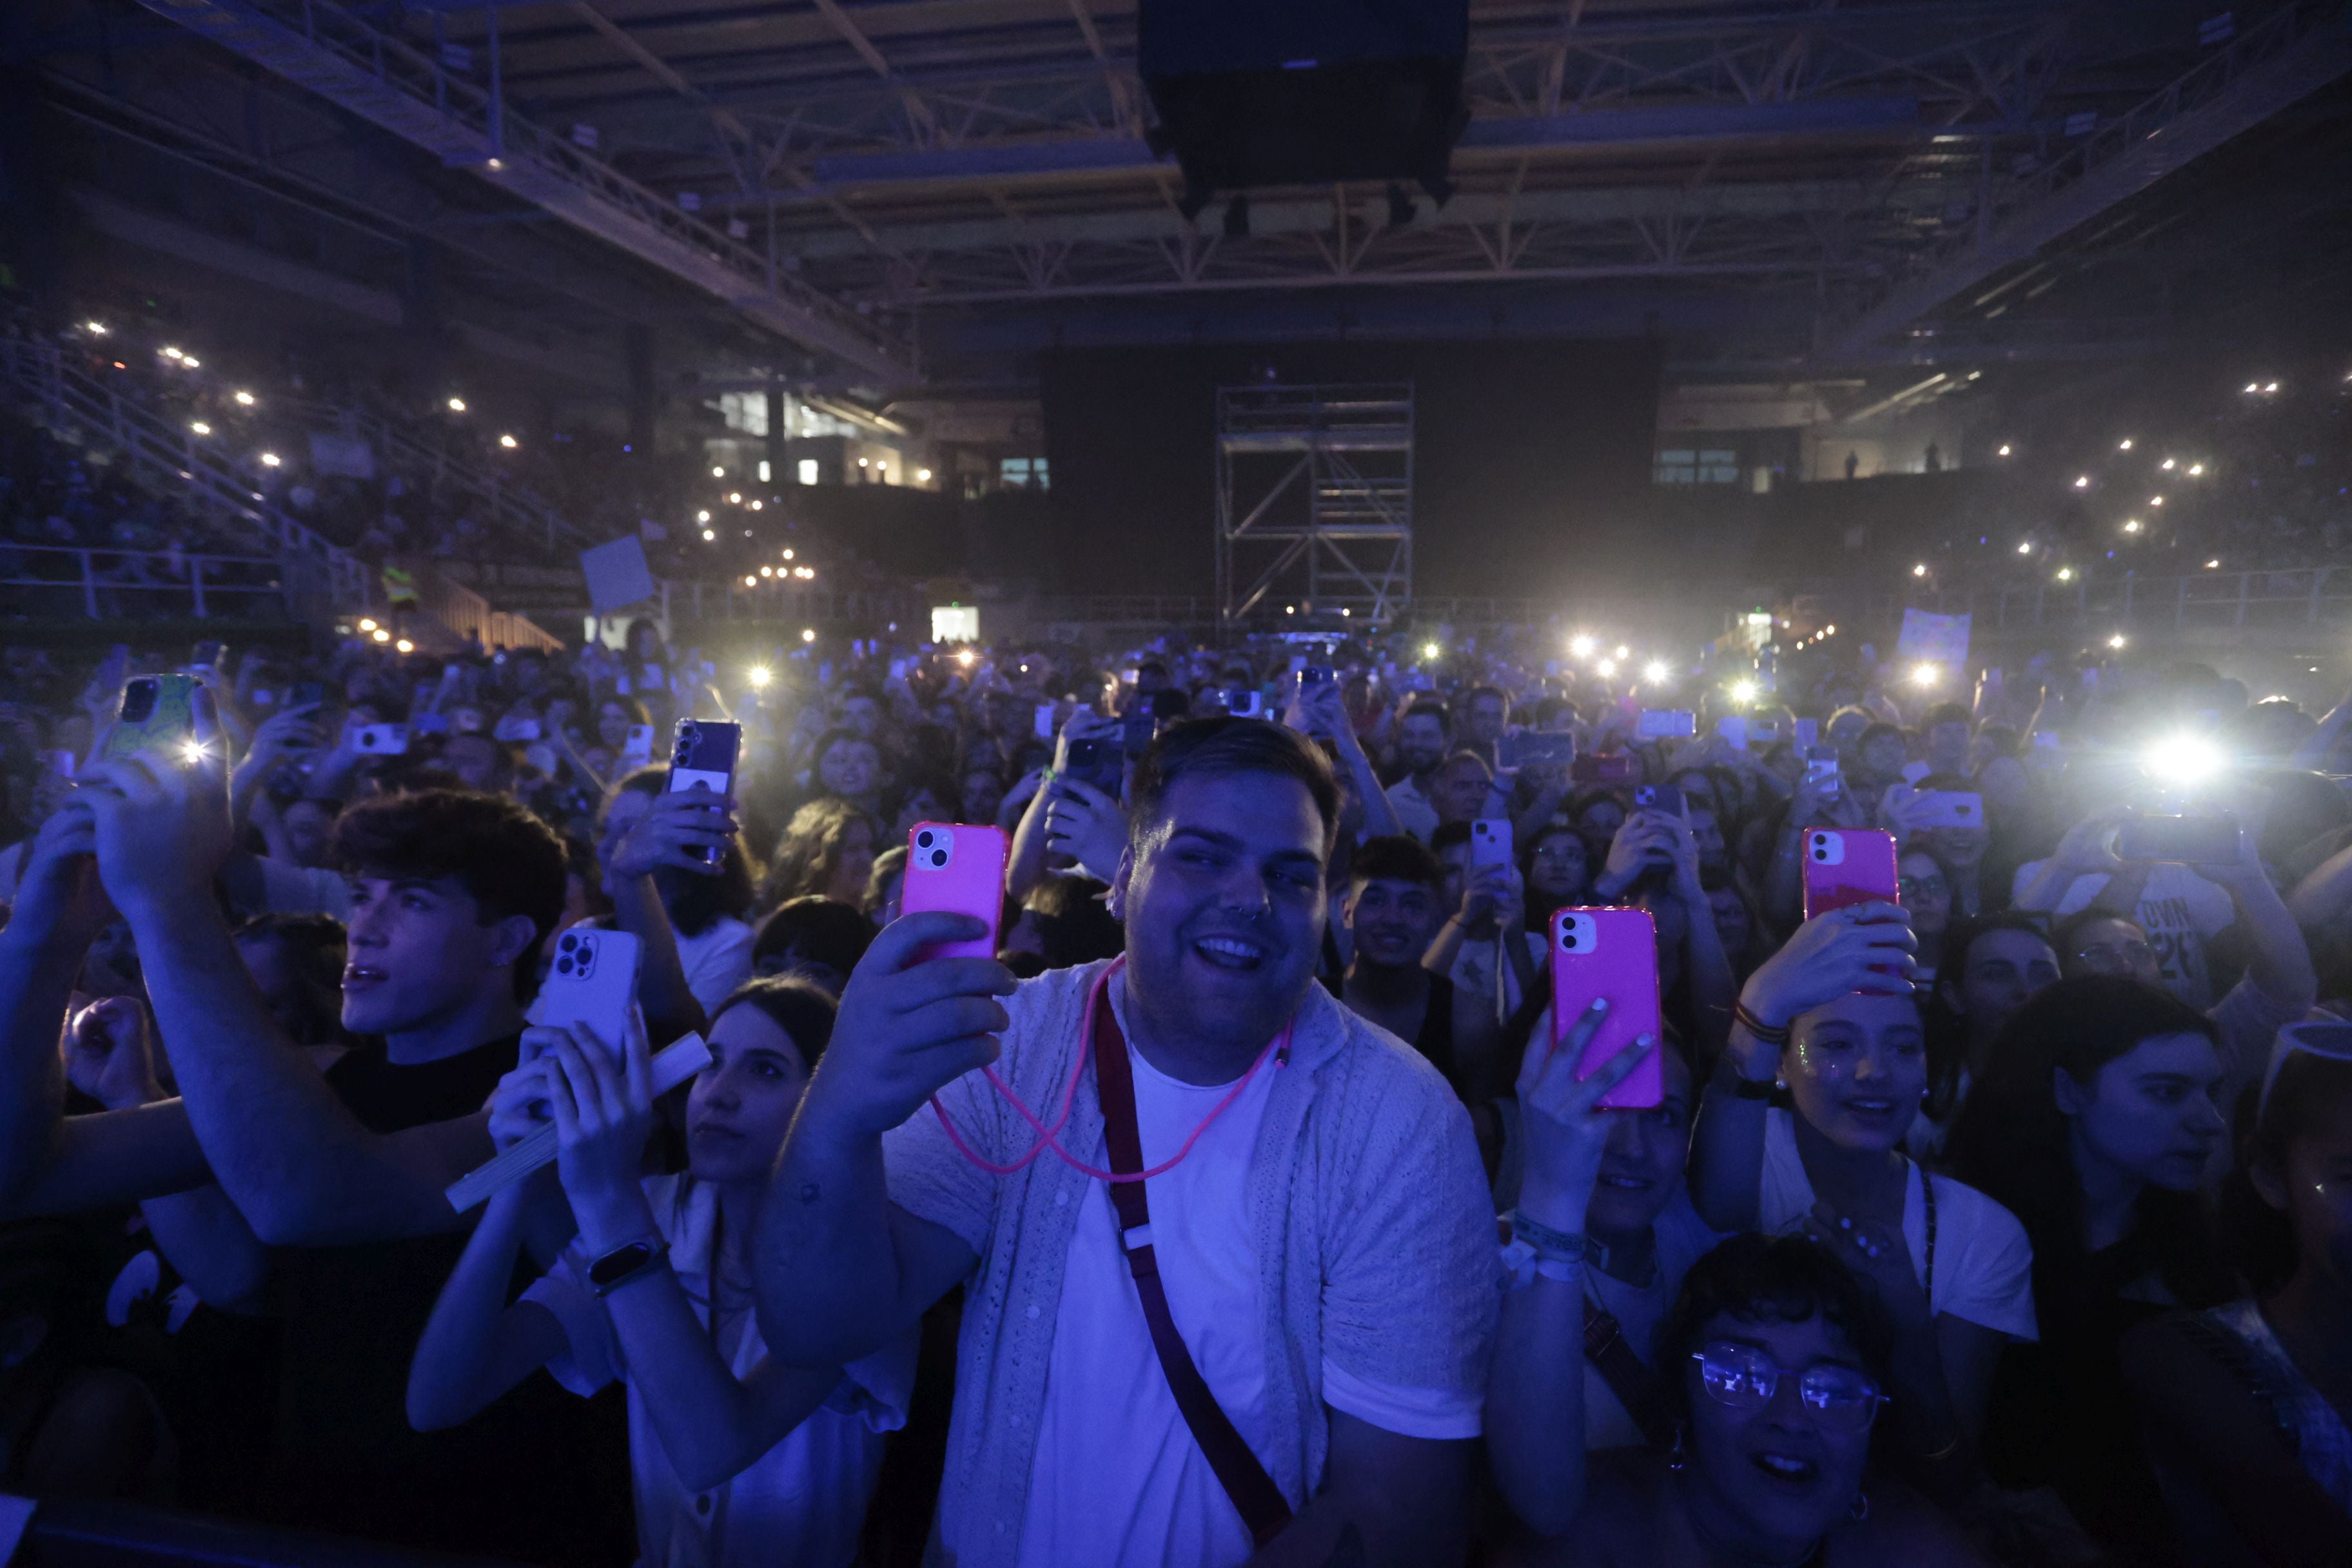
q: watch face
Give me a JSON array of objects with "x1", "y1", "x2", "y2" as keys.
[{"x1": 589, "y1": 1240, "x2": 656, "y2": 1288}]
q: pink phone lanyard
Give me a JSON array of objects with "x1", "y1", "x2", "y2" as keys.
[{"x1": 927, "y1": 958, "x2": 1293, "y2": 1183}]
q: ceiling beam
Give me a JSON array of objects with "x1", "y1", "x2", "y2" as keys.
[
  {"x1": 757, "y1": 93, "x2": 1925, "y2": 197},
  {"x1": 121, "y1": 0, "x2": 920, "y2": 386},
  {"x1": 1828, "y1": 0, "x2": 2352, "y2": 354},
  {"x1": 762, "y1": 176, "x2": 1968, "y2": 260}
]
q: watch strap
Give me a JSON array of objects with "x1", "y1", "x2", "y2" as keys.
[{"x1": 586, "y1": 1238, "x2": 669, "y2": 1297}]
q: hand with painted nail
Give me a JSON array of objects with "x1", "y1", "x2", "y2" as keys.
[{"x1": 1513, "y1": 998, "x2": 1656, "y2": 1236}]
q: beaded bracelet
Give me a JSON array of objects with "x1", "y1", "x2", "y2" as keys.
[{"x1": 1732, "y1": 1001, "x2": 1790, "y2": 1046}]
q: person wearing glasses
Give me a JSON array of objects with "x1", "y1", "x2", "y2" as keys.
[
  {"x1": 1527, "y1": 1233, "x2": 1984, "y2": 1564},
  {"x1": 1895, "y1": 849, "x2": 1954, "y2": 986},
  {"x1": 1690, "y1": 907, "x2": 2037, "y2": 1491}
]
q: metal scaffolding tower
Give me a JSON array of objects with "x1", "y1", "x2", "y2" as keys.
[{"x1": 1216, "y1": 384, "x2": 1414, "y2": 628}]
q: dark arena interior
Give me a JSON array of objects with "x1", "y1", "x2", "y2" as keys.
[{"x1": 3, "y1": 0, "x2": 2352, "y2": 1563}]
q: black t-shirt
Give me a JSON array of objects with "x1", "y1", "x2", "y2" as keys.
[{"x1": 264, "y1": 1034, "x2": 632, "y2": 1565}]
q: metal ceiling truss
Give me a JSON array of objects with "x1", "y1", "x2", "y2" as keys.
[
  {"x1": 116, "y1": 0, "x2": 921, "y2": 384},
  {"x1": 408, "y1": 0, "x2": 2231, "y2": 315},
  {"x1": 1828, "y1": 0, "x2": 2352, "y2": 351},
  {"x1": 874, "y1": 201, "x2": 1900, "y2": 304}
]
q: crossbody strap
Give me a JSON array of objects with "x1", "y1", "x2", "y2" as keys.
[
  {"x1": 1094, "y1": 992, "x2": 1294, "y2": 1547},
  {"x1": 1581, "y1": 1299, "x2": 1679, "y2": 1452},
  {"x1": 1916, "y1": 1159, "x2": 1938, "y2": 1302}
]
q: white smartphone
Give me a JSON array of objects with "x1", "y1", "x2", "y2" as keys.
[
  {"x1": 1471, "y1": 818, "x2": 1513, "y2": 868},
  {"x1": 1034, "y1": 703, "x2": 1057, "y2": 740},
  {"x1": 622, "y1": 724, "x2": 654, "y2": 766},
  {"x1": 1637, "y1": 709, "x2": 1698, "y2": 740},
  {"x1": 536, "y1": 927, "x2": 642, "y2": 1040},
  {"x1": 1914, "y1": 791, "x2": 1984, "y2": 829},
  {"x1": 351, "y1": 722, "x2": 409, "y2": 755}
]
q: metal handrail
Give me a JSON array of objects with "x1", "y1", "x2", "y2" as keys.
[
  {"x1": 384, "y1": 555, "x2": 567, "y2": 654},
  {"x1": 0, "y1": 543, "x2": 291, "y2": 618},
  {"x1": 287, "y1": 396, "x2": 588, "y2": 554},
  {"x1": 0, "y1": 340, "x2": 370, "y2": 607},
  {"x1": 2011, "y1": 1, "x2": 2318, "y2": 213}
]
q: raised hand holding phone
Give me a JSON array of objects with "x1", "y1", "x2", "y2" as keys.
[
  {"x1": 534, "y1": 1015, "x2": 661, "y2": 1253},
  {"x1": 605, "y1": 789, "x2": 738, "y2": 881},
  {"x1": 1515, "y1": 997, "x2": 1656, "y2": 1232},
  {"x1": 79, "y1": 681, "x2": 234, "y2": 915},
  {"x1": 1042, "y1": 779, "x2": 1126, "y2": 884},
  {"x1": 1550, "y1": 908, "x2": 1663, "y2": 1110},
  {"x1": 800, "y1": 912, "x2": 1018, "y2": 1140},
  {"x1": 1732, "y1": 903, "x2": 1917, "y2": 1072}
]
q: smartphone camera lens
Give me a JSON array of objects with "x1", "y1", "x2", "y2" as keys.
[
  {"x1": 555, "y1": 956, "x2": 574, "y2": 975},
  {"x1": 926, "y1": 848, "x2": 948, "y2": 868},
  {"x1": 1560, "y1": 929, "x2": 1580, "y2": 950},
  {"x1": 915, "y1": 830, "x2": 936, "y2": 852},
  {"x1": 559, "y1": 934, "x2": 578, "y2": 954}
]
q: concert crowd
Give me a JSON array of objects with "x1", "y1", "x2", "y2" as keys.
[{"x1": 0, "y1": 608, "x2": 2349, "y2": 1568}]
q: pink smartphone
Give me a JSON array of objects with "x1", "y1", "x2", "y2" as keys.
[
  {"x1": 901, "y1": 823, "x2": 1008, "y2": 961},
  {"x1": 1551, "y1": 908, "x2": 1663, "y2": 1110},
  {"x1": 1802, "y1": 828, "x2": 1899, "y2": 920}
]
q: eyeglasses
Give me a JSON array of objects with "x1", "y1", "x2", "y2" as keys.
[
  {"x1": 1534, "y1": 846, "x2": 1585, "y2": 864},
  {"x1": 2259, "y1": 1021, "x2": 2352, "y2": 1123},
  {"x1": 1690, "y1": 1344, "x2": 1886, "y2": 1431},
  {"x1": 1897, "y1": 875, "x2": 1947, "y2": 899},
  {"x1": 2070, "y1": 939, "x2": 2155, "y2": 973}
]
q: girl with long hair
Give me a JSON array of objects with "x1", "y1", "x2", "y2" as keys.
[{"x1": 1946, "y1": 975, "x2": 2234, "y2": 1555}]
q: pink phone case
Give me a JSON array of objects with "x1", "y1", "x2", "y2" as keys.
[
  {"x1": 1801, "y1": 829, "x2": 1900, "y2": 920},
  {"x1": 1551, "y1": 907, "x2": 1664, "y2": 1110},
  {"x1": 901, "y1": 823, "x2": 1008, "y2": 961}
]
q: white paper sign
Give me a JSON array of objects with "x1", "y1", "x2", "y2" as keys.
[
  {"x1": 1896, "y1": 609, "x2": 1971, "y2": 669},
  {"x1": 580, "y1": 534, "x2": 658, "y2": 613}
]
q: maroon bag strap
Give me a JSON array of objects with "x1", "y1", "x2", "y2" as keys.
[
  {"x1": 1093, "y1": 992, "x2": 1294, "y2": 1547},
  {"x1": 1582, "y1": 1300, "x2": 1679, "y2": 1453}
]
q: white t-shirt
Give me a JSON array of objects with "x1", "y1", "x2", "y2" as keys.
[
  {"x1": 2009, "y1": 859, "x2": 2234, "y2": 1008},
  {"x1": 676, "y1": 915, "x2": 755, "y2": 1013},
  {"x1": 525, "y1": 914, "x2": 755, "y2": 1026},
  {"x1": 1447, "y1": 930, "x2": 1547, "y2": 1026},
  {"x1": 257, "y1": 857, "x2": 354, "y2": 919},
  {"x1": 1385, "y1": 776, "x2": 1440, "y2": 843},
  {"x1": 524, "y1": 1175, "x2": 915, "y2": 1568},
  {"x1": 1758, "y1": 1109, "x2": 2038, "y2": 1342},
  {"x1": 1015, "y1": 988, "x2": 1482, "y2": 1568},
  {"x1": 1583, "y1": 1197, "x2": 1727, "y2": 1451}
]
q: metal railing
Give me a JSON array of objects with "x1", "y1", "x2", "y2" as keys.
[
  {"x1": 0, "y1": 340, "x2": 370, "y2": 609},
  {"x1": 0, "y1": 543, "x2": 292, "y2": 619},
  {"x1": 1901, "y1": 564, "x2": 2352, "y2": 634},
  {"x1": 289, "y1": 396, "x2": 588, "y2": 554},
  {"x1": 385, "y1": 556, "x2": 566, "y2": 654},
  {"x1": 656, "y1": 577, "x2": 921, "y2": 630}
]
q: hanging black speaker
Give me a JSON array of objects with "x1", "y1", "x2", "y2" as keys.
[{"x1": 1139, "y1": 0, "x2": 1469, "y2": 202}]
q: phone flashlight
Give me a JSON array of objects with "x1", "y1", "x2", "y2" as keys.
[{"x1": 2140, "y1": 732, "x2": 2224, "y2": 787}]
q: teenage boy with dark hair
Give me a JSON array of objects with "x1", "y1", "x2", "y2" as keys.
[
  {"x1": 0, "y1": 758, "x2": 628, "y2": 1561},
  {"x1": 1921, "y1": 701, "x2": 1975, "y2": 779},
  {"x1": 1336, "y1": 834, "x2": 1502, "y2": 1100},
  {"x1": 757, "y1": 717, "x2": 1497, "y2": 1567}
]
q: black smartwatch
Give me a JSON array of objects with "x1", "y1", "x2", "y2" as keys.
[{"x1": 586, "y1": 1239, "x2": 669, "y2": 1297}]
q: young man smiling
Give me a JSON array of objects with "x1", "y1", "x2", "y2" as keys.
[{"x1": 757, "y1": 718, "x2": 1498, "y2": 1567}]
